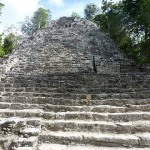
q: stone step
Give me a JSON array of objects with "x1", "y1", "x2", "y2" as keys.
[
  {"x1": 39, "y1": 131, "x2": 150, "y2": 147},
  {"x1": 7, "y1": 91, "x2": 150, "y2": 99},
  {"x1": 1, "y1": 109, "x2": 150, "y2": 122},
  {"x1": 13, "y1": 136, "x2": 38, "y2": 148},
  {"x1": 0, "y1": 102, "x2": 43, "y2": 110},
  {"x1": 15, "y1": 147, "x2": 34, "y2": 150},
  {"x1": 1, "y1": 87, "x2": 150, "y2": 94},
  {"x1": 0, "y1": 93, "x2": 112, "y2": 101},
  {"x1": 0, "y1": 109, "x2": 42, "y2": 118},
  {"x1": 3, "y1": 73, "x2": 148, "y2": 82},
  {"x1": 88, "y1": 99, "x2": 150, "y2": 106},
  {"x1": 0, "y1": 117, "x2": 26, "y2": 135},
  {"x1": 1, "y1": 117, "x2": 149, "y2": 134},
  {"x1": 1, "y1": 75, "x2": 149, "y2": 87},
  {"x1": 1, "y1": 96, "x2": 150, "y2": 106},
  {"x1": 1, "y1": 89, "x2": 150, "y2": 98},
  {"x1": 20, "y1": 128, "x2": 41, "y2": 136},
  {"x1": 1, "y1": 82, "x2": 150, "y2": 91},
  {"x1": 38, "y1": 144, "x2": 150, "y2": 150},
  {"x1": 26, "y1": 118, "x2": 41, "y2": 128},
  {"x1": 0, "y1": 102, "x2": 124, "y2": 112},
  {"x1": 0, "y1": 117, "x2": 41, "y2": 135},
  {"x1": 5, "y1": 71, "x2": 147, "y2": 75},
  {"x1": 0, "y1": 73, "x2": 148, "y2": 80},
  {"x1": 2, "y1": 74, "x2": 149, "y2": 81},
  {"x1": 43, "y1": 104, "x2": 150, "y2": 113},
  {"x1": 1, "y1": 102, "x2": 150, "y2": 113},
  {"x1": 0, "y1": 117, "x2": 41, "y2": 124},
  {"x1": 42, "y1": 120, "x2": 150, "y2": 134}
]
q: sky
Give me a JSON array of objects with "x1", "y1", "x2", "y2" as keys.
[{"x1": 0, "y1": 0, "x2": 119, "y2": 33}]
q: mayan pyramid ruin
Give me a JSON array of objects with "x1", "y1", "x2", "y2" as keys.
[{"x1": 0, "y1": 17, "x2": 150, "y2": 150}]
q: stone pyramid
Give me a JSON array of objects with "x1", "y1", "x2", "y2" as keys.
[
  {"x1": 0, "y1": 17, "x2": 150, "y2": 150},
  {"x1": 1, "y1": 17, "x2": 126, "y2": 75}
]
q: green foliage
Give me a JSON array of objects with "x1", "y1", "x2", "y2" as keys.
[
  {"x1": 71, "y1": 11, "x2": 80, "y2": 18},
  {"x1": 0, "y1": 2, "x2": 4, "y2": 15},
  {"x1": 94, "y1": 0, "x2": 150, "y2": 64},
  {"x1": 0, "y1": 3, "x2": 4, "y2": 7},
  {"x1": 123, "y1": 0, "x2": 140, "y2": 18},
  {"x1": 0, "y1": 33, "x2": 3, "y2": 45},
  {"x1": 3, "y1": 34, "x2": 14, "y2": 55},
  {"x1": 0, "y1": 25, "x2": 23, "y2": 57},
  {"x1": 71, "y1": 12, "x2": 80, "y2": 18},
  {"x1": 0, "y1": 34, "x2": 4, "y2": 57},
  {"x1": 21, "y1": 8, "x2": 51, "y2": 36},
  {"x1": 94, "y1": 1, "x2": 132, "y2": 54},
  {"x1": 122, "y1": 0, "x2": 150, "y2": 63},
  {"x1": 0, "y1": 3, "x2": 18, "y2": 57},
  {"x1": 32, "y1": 8, "x2": 49, "y2": 29},
  {"x1": 0, "y1": 46, "x2": 4, "y2": 57},
  {"x1": 0, "y1": 2, "x2": 4, "y2": 24},
  {"x1": 94, "y1": 14, "x2": 108, "y2": 31},
  {"x1": 3, "y1": 25, "x2": 22, "y2": 47},
  {"x1": 84, "y1": 3, "x2": 99, "y2": 21},
  {"x1": 123, "y1": 0, "x2": 150, "y2": 39}
]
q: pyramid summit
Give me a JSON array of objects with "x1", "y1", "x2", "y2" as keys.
[
  {"x1": 1, "y1": 17, "x2": 126, "y2": 75},
  {"x1": 0, "y1": 17, "x2": 150, "y2": 150}
]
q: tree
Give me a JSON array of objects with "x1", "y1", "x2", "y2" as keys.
[
  {"x1": 3, "y1": 25, "x2": 22, "y2": 47},
  {"x1": 21, "y1": 16, "x2": 35, "y2": 36},
  {"x1": 1, "y1": 25, "x2": 23, "y2": 57},
  {"x1": 123, "y1": 0, "x2": 150, "y2": 63},
  {"x1": 21, "y1": 8, "x2": 51, "y2": 36},
  {"x1": 94, "y1": 1, "x2": 129, "y2": 42},
  {"x1": 94, "y1": 0, "x2": 136, "y2": 61},
  {"x1": 71, "y1": 12, "x2": 80, "y2": 18},
  {"x1": 3, "y1": 34, "x2": 14, "y2": 55},
  {"x1": 123, "y1": 0, "x2": 150, "y2": 39},
  {"x1": 32, "y1": 8, "x2": 49, "y2": 29},
  {"x1": 94, "y1": 0, "x2": 150, "y2": 64},
  {"x1": 84, "y1": 3, "x2": 99, "y2": 21},
  {"x1": 0, "y1": 34, "x2": 4, "y2": 57},
  {"x1": 0, "y1": 2, "x2": 4, "y2": 16}
]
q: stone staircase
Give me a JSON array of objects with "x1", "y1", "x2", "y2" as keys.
[
  {"x1": 0, "y1": 72, "x2": 150, "y2": 149},
  {"x1": 0, "y1": 17, "x2": 150, "y2": 149}
]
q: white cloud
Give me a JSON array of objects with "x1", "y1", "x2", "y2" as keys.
[
  {"x1": 0, "y1": 0, "x2": 41, "y2": 32},
  {"x1": 52, "y1": 2, "x2": 85, "y2": 19},
  {"x1": 48, "y1": 0, "x2": 64, "y2": 7},
  {"x1": 52, "y1": 1, "x2": 102, "y2": 19},
  {"x1": 0, "y1": 0, "x2": 120, "y2": 33}
]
